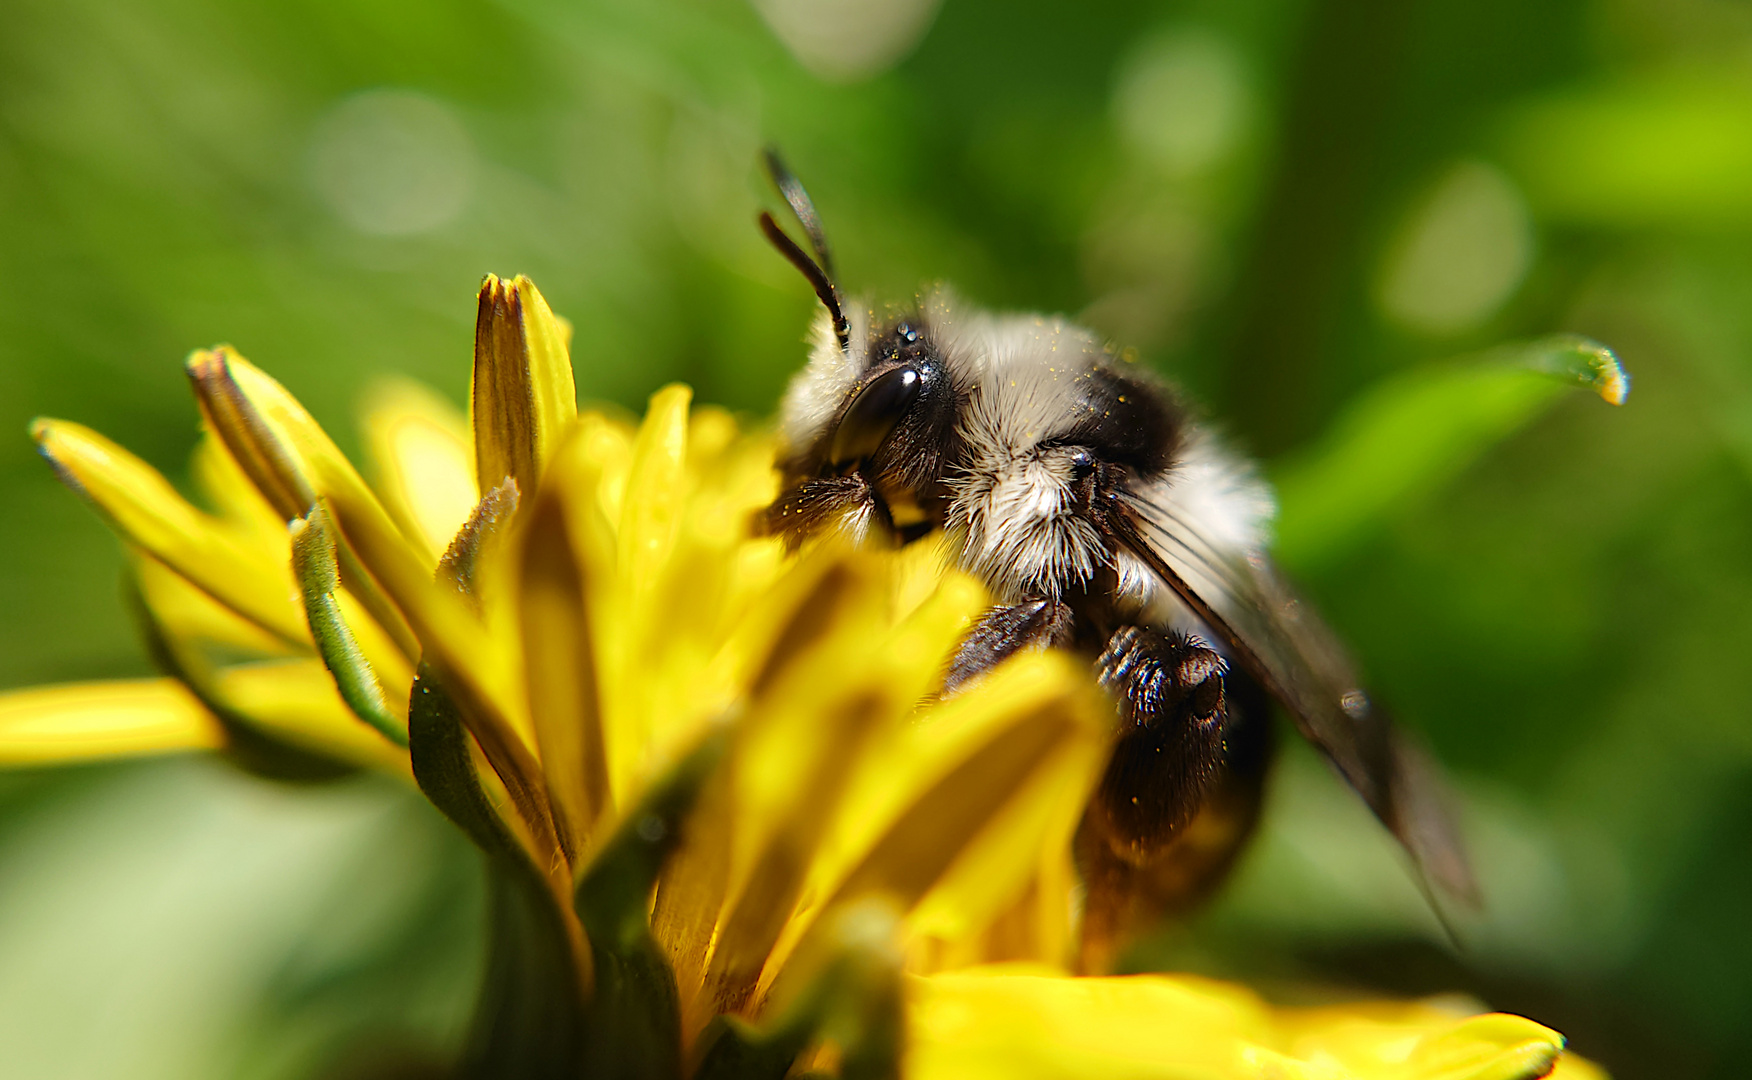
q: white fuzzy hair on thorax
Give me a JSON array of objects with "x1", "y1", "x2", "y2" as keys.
[{"x1": 1128, "y1": 430, "x2": 1277, "y2": 629}]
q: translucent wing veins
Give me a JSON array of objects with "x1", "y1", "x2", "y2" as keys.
[{"x1": 1105, "y1": 484, "x2": 1480, "y2": 908}]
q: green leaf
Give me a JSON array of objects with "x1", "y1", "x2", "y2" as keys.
[
  {"x1": 1498, "y1": 74, "x2": 1752, "y2": 228},
  {"x1": 1271, "y1": 335, "x2": 1627, "y2": 571}
]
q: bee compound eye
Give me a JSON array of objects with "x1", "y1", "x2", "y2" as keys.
[{"x1": 828, "y1": 365, "x2": 923, "y2": 466}]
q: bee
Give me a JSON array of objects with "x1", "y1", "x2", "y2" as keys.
[{"x1": 755, "y1": 152, "x2": 1476, "y2": 964}]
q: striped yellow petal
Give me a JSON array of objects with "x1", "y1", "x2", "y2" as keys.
[
  {"x1": 700, "y1": 562, "x2": 906, "y2": 1016},
  {"x1": 472, "y1": 273, "x2": 577, "y2": 497},
  {"x1": 187, "y1": 346, "x2": 422, "y2": 665},
  {"x1": 0, "y1": 678, "x2": 223, "y2": 764},
  {"x1": 708, "y1": 561, "x2": 987, "y2": 991},
  {"x1": 191, "y1": 426, "x2": 289, "y2": 550},
  {"x1": 187, "y1": 346, "x2": 556, "y2": 861},
  {"x1": 32, "y1": 418, "x2": 309, "y2": 648}
]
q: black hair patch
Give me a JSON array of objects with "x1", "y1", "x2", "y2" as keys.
[{"x1": 1054, "y1": 366, "x2": 1182, "y2": 476}]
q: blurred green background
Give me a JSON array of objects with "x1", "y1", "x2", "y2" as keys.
[{"x1": 1, "y1": 0, "x2": 1749, "y2": 1076}]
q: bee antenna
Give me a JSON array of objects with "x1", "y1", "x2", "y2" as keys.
[
  {"x1": 759, "y1": 210, "x2": 850, "y2": 353},
  {"x1": 762, "y1": 147, "x2": 837, "y2": 281}
]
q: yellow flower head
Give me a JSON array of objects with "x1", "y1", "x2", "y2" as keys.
[{"x1": 10, "y1": 275, "x2": 1601, "y2": 1080}]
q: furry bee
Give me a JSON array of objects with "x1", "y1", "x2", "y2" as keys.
[{"x1": 756, "y1": 153, "x2": 1476, "y2": 961}]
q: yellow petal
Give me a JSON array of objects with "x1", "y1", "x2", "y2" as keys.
[
  {"x1": 907, "y1": 969, "x2": 1588, "y2": 1080},
  {"x1": 618, "y1": 384, "x2": 692, "y2": 589},
  {"x1": 758, "y1": 651, "x2": 1107, "y2": 1011},
  {"x1": 811, "y1": 650, "x2": 1104, "y2": 906},
  {"x1": 517, "y1": 482, "x2": 613, "y2": 862},
  {"x1": 361, "y1": 378, "x2": 479, "y2": 563},
  {"x1": 191, "y1": 426, "x2": 289, "y2": 550},
  {"x1": 576, "y1": 408, "x2": 637, "y2": 524},
  {"x1": 701, "y1": 561, "x2": 909, "y2": 1016},
  {"x1": 654, "y1": 547, "x2": 877, "y2": 1031},
  {"x1": 132, "y1": 551, "x2": 300, "y2": 660},
  {"x1": 594, "y1": 386, "x2": 700, "y2": 794},
  {"x1": 906, "y1": 967, "x2": 1273, "y2": 1080},
  {"x1": 704, "y1": 563, "x2": 988, "y2": 1010},
  {"x1": 186, "y1": 346, "x2": 317, "y2": 521},
  {"x1": 1398, "y1": 1013, "x2": 1567, "y2": 1080},
  {"x1": 0, "y1": 678, "x2": 223, "y2": 764},
  {"x1": 32, "y1": 418, "x2": 309, "y2": 648},
  {"x1": 212, "y1": 659, "x2": 408, "y2": 773},
  {"x1": 471, "y1": 274, "x2": 578, "y2": 497},
  {"x1": 905, "y1": 732, "x2": 1098, "y2": 966},
  {"x1": 1273, "y1": 1005, "x2": 1580, "y2": 1080}
]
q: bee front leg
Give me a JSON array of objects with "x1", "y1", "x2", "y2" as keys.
[
  {"x1": 940, "y1": 598, "x2": 1075, "y2": 695},
  {"x1": 763, "y1": 474, "x2": 877, "y2": 548}
]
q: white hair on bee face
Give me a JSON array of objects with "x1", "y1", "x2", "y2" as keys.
[
  {"x1": 778, "y1": 303, "x2": 872, "y2": 455},
  {"x1": 928, "y1": 293, "x2": 1127, "y2": 599},
  {"x1": 948, "y1": 442, "x2": 1112, "y2": 600}
]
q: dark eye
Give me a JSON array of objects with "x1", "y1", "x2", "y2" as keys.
[{"x1": 828, "y1": 365, "x2": 923, "y2": 466}]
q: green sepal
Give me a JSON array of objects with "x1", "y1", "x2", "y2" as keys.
[
  {"x1": 408, "y1": 666, "x2": 587, "y2": 1079},
  {"x1": 289, "y1": 503, "x2": 407, "y2": 746},
  {"x1": 575, "y1": 727, "x2": 730, "y2": 1080},
  {"x1": 692, "y1": 900, "x2": 903, "y2": 1080},
  {"x1": 690, "y1": 1015, "x2": 806, "y2": 1080},
  {"x1": 125, "y1": 568, "x2": 355, "y2": 783}
]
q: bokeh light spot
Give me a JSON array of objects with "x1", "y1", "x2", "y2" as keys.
[
  {"x1": 1113, "y1": 29, "x2": 1251, "y2": 177},
  {"x1": 1377, "y1": 161, "x2": 1534, "y2": 336},
  {"x1": 308, "y1": 89, "x2": 478, "y2": 237},
  {"x1": 752, "y1": 0, "x2": 944, "y2": 83}
]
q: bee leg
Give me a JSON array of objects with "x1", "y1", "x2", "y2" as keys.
[
  {"x1": 940, "y1": 598, "x2": 1075, "y2": 695},
  {"x1": 1075, "y1": 627, "x2": 1273, "y2": 971},
  {"x1": 762, "y1": 474, "x2": 876, "y2": 548},
  {"x1": 1086, "y1": 626, "x2": 1229, "y2": 859}
]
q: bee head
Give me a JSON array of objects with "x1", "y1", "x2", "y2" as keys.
[{"x1": 760, "y1": 152, "x2": 962, "y2": 541}]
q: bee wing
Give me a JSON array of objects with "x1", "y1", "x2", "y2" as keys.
[{"x1": 1107, "y1": 484, "x2": 1480, "y2": 908}]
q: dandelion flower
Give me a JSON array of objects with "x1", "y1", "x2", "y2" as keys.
[{"x1": 7, "y1": 274, "x2": 1601, "y2": 1079}]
